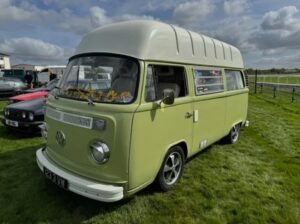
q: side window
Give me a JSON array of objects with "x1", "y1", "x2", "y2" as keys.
[
  {"x1": 145, "y1": 65, "x2": 188, "y2": 102},
  {"x1": 193, "y1": 69, "x2": 224, "y2": 95},
  {"x1": 225, "y1": 70, "x2": 245, "y2": 91},
  {"x1": 145, "y1": 66, "x2": 156, "y2": 102}
]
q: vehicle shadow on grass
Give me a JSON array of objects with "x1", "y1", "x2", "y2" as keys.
[
  {"x1": 0, "y1": 125, "x2": 41, "y2": 140},
  {"x1": 136, "y1": 145, "x2": 214, "y2": 198},
  {"x1": 0, "y1": 145, "x2": 131, "y2": 223}
]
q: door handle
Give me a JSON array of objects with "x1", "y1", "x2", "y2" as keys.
[{"x1": 185, "y1": 112, "x2": 193, "y2": 118}]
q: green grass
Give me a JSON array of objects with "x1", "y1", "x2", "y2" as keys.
[{"x1": 0, "y1": 95, "x2": 299, "y2": 224}]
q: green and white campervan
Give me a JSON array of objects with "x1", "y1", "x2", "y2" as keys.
[{"x1": 36, "y1": 20, "x2": 248, "y2": 202}]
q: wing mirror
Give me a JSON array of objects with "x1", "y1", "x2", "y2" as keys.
[{"x1": 161, "y1": 89, "x2": 175, "y2": 105}]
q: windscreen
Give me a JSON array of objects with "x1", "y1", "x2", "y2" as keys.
[{"x1": 56, "y1": 55, "x2": 139, "y2": 104}]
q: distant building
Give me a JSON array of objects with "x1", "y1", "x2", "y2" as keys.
[
  {"x1": 11, "y1": 64, "x2": 44, "y2": 71},
  {"x1": 0, "y1": 52, "x2": 11, "y2": 69}
]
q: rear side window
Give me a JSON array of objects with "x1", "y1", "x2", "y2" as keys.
[
  {"x1": 145, "y1": 65, "x2": 188, "y2": 102},
  {"x1": 225, "y1": 70, "x2": 245, "y2": 91},
  {"x1": 193, "y1": 69, "x2": 224, "y2": 95}
]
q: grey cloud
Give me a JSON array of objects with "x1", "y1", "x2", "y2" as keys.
[
  {"x1": 173, "y1": 0, "x2": 215, "y2": 26},
  {"x1": 0, "y1": 37, "x2": 68, "y2": 61},
  {"x1": 90, "y1": 6, "x2": 113, "y2": 27},
  {"x1": 42, "y1": 0, "x2": 92, "y2": 7},
  {"x1": 251, "y1": 29, "x2": 300, "y2": 50},
  {"x1": 0, "y1": 1, "x2": 92, "y2": 35},
  {"x1": 115, "y1": 14, "x2": 154, "y2": 22},
  {"x1": 110, "y1": 0, "x2": 183, "y2": 14},
  {"x1": 224, "y1": 0, "x2": 248, "y2": 16},
  {"x1": 248, "y1": 51, "x2": 300, "y2": 69},
  {"x1": 251, "y1": 6, "x2": 300, "y2": 50},
  {"x1": 0, "y1": 1, "x2": 155, "y2": 35},
  {"x1": 210, "y1": 17, "x2": 256, "y2": 53},
  {"x1": 261, "y1": 6, "x2": 299, "y2": 31},
  {"x1": 89, "y1": 6, "x2": 155, "y2": 29},
  {"x1": 0, "y1": 0, "x2": 35, "y2": 24}
]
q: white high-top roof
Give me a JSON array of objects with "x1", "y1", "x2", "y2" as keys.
[{"x1": 74, "y1": 20, "x2": 244, "y2": 69}]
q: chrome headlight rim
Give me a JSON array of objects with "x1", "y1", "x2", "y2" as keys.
[
  {"x1": 90, "y1": 141, "x2": 110, "y2": 164},
  {"x1": 22, "y1": 112, "x2": 26, "y2": 119},
  {"x1": 4, "y1": 109, "x2": 9, "y2": 116},
  {"x1": 39, "y1": 122, "x2": 48, "y2": 139},
  {"x1": 28, "y1": 112, "x2": 34, "y2": 121}
]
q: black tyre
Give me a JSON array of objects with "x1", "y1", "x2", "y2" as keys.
[
  {"x1": 223, "y1": 124, "x2": 241, "y2": 144},
  {"x1": 155, "y1": 146, "x2": 185, "y2": 191}
]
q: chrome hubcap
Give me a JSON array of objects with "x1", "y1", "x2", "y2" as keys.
[
  {"x1": 163, "y1": 151, "x2": 182, "y2": 185},
  {"x1": 231, "y1": 125, "x2": 239, "y2": 142}
]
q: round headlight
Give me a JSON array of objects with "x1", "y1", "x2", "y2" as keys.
[
  {"x1": 22, "y1": 112, "x2": 26, "y2": 119},
  {"x1": 90, "y1": 142, "x2": 110, "y2": 164},
  {"x1": 29, "y1": 112, "x2": 34, "y2": 121}
]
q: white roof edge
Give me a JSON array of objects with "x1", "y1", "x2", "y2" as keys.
[{"x1": 74, "y1": 20, "x2": 244, "y2": 69}]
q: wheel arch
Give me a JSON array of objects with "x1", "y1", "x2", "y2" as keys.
[
  {"x1": 154, "y1": 140, "x2": 189, "y2": 178},
  {"x1": 227, "y1": 120, "x2": 244, "y2": 135},
  {"x1": 154, "y1": 140, "x2": 188, "y2": 191}
]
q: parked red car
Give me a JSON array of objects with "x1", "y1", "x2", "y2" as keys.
[
  {"x1": 9, "y1": 91, "x2": 48, "y2": 104},
  {"x1": 8, "y1": 78, "x2": 59, "y2": 104}
]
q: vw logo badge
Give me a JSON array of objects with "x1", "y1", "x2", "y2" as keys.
[{"x1": 56, "y1": 130, "x2": 66, "y2": 147}]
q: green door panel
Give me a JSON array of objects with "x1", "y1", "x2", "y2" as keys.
[
  {"x1": 225, "y1": 90, "x2": 249, "y2": 130},
  {"x1": 192, "y1": 94, "x2": 226, "y2": 153},
  {"x1": 128, "y1": 97, "x2": 193, "y2": 190}
]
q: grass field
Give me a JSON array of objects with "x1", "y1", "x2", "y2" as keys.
[{"x1": 0, "y1": 95, "x2": 299, "y2": 224}]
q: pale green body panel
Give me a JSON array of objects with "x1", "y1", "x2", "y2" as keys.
[
  {"x1": 129, "y1": 98, "x2": 193, "y2": 191},
  {"x1": 225, "y1": 91, "x2": 249, "y2": 129},
  {"x1": 45, "y1": 96, "x2": 136, "y2": 188},
  {"x1": 127, "y1": 63, "x2": 248, "y2": 192},
  {"x1": 192, "y1": 94, "x2": 227, "y2": 151}
]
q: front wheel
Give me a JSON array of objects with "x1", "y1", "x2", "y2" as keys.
[
  {"x1": 155, "y1": 146, "x2": 185, "y2": 191},
  {"x1": 223, "y1": 124, "x2": 241, "y2": 144}
]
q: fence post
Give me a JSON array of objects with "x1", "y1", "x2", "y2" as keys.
[
  {"x1": 292, "y1": 88, "x2": 296, "y2": 102},
  {"x1": 260, "y1": 83, "x2": 263, "y2": 93},
  {"x1": 273, "y1": 86, "x2": 277, "y2": 98},
  {"x1": 254, "y1": 69, "x2": 258, "y2": 94}
]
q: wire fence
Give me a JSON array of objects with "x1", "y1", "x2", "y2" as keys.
[{"x1": 248, "y1": 72, "x2": 300, "y2": 104}]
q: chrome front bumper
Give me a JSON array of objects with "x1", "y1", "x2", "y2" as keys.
[{"x1": 36, "y1": 148, "x2": 124, "y2": 202}]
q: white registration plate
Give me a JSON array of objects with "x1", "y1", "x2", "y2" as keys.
[
  {"x1": 44, "y1": 167, "x2": 68, "y2": 189},
  {"x1": 5, "y1": 119, "x2": 19, "y2": 127}
]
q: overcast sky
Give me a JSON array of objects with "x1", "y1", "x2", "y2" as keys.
[{"x1": 1, "y1": 0, "x2": 300, "y2": 69}]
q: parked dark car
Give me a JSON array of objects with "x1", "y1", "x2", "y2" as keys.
[
  {"x1": 2, "y1": 98, "x2": 45, "y2": 133},
  {"x1": 0, "y1": 77, "x2": 26, "y2": 97}
]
